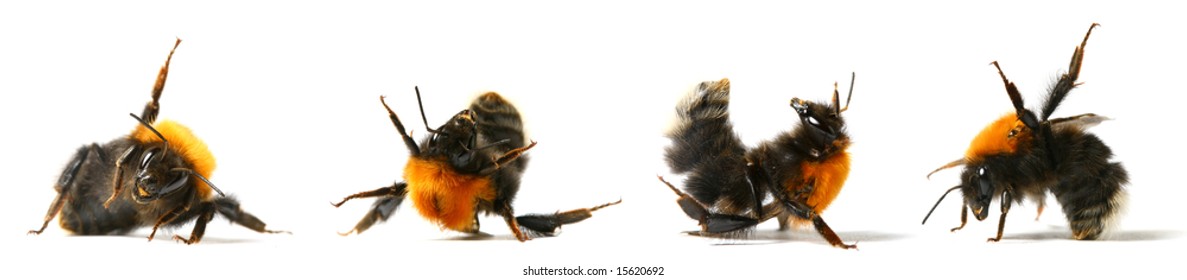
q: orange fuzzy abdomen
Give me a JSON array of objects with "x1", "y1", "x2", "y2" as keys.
[
  {"x1": 130, "y1": 120, "x2": 216, "y2": 200},
  {"x1": 785, "y1": 151, "x2": 851, "y2": 215},
  {"x1": 404, "y1": 157, "x2": 495, "y2": 232},
  {"x1": 966, "y1": 114, "x2": 1025, "y2": 159}
]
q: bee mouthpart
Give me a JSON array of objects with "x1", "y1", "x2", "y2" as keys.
[
  {"x1": 790, "y1": 98, "x2": 809, "y2": 113},
  {"x1": 132, "y1": 187, "x2": 155, "y2": 204},
  {"x1": 460, "y1": 109, "x2": 474, "y2": 121},
  {"x1": 972, "y1": 207, "x2": 989, "y2": 221}
]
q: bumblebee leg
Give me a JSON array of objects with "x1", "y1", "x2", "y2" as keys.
[
  {"x1": 951, "y1": 203, "x2": 969, "y2": 232},
  {"x1": 991, "y1": 61, "x2": 1040, "y2": 130},
  {"x1": 332, "y1": 182, "x2": 406, "y2": 207},
  {"x1": 335, "y1": 182, "x2": 407, "y2": 236},
  {"x1": 28, "y1": 146, "x2": 93, "y2": 234},
  {"x1": 657, "y1": 175, "x2": 710, "y2": 224},
  {"x1": 782, "y1": 199, "x2": 856, "y2": 249},
  {"x1": 497, "y1": 201, "x2": 529, "y2": 242},
  {"x1": 173, "y1": 202, "x2": 215, "y2": 245},
  {"x1": 481, "y1": 141, "x2": 537, "y2": 175},
  {"x1": 465, "y1": 212, "x2": 482, "y2": 234},
  {"x1": 777, "y1": 212, "x2": 792, "y2": 231},
  {"x1": 1035, "y1": 201, "x2": 1045, "y2": 221},
  {"x1": 104, "y1": 146, "x2": 137, "y2": 209},
  {"x1": 657, "y1": 174, "x2": 766, "y2": 235},
  {"x1": 516, "y1": 199, "x2": 622, "y2": 237},
  {"x1": 139, "y1": 38, "x2": 181, "y2": 124},
  {"x1": 988, "y1": 191, "x2": 1013, "y2": 242},
  {"x1": 1038, "y1": 23, "x2": 1098, "y2": 121},
  {"x1": 212, "y1": 196, "x2": 290, "y2": 235},
  {"x1": 698, "y1": 158, "x2": 774, "y2": 234},
  {"x1": 379, "y1": 95, "x2": 421, "y2": 156},
  {"x1": 148, "y1": 203, "x2": 191, "y2": 242}
]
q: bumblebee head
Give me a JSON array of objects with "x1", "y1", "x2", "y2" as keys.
[
  {"x1": 960, "y1": 165, "x2": 995, "y2": 221},
  {"x1": 131, "y1": 145, "x2": 190, "y2": 203},
  {"x1": 127, "y1": 114, "x2": 222, "y2": 204},
  {"x1": 921, "y1": 162, "x2": 996, "y2": 224},
  {"x1": 424, "y1": 109, "x2": 479, "y2": 155},
  {"x1": 788, "y1": 73, "x2": 854, "y2": 157}
]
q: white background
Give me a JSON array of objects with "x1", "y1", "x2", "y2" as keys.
[{"x1": 1, "y1": 1, "x2": 1183, "y2": 279}]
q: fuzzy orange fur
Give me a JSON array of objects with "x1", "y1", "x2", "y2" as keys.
[
  {"x1": 130, "y1": 120, "x2": 217, "y2": 200},
  {"x1": 791, "y1": 150, "x2": 851, "y2": 215},
  {"x1": 966, "y1": 114, "x2": 1027, "y2": 160},
  {"x1": 404, "y1": 157, "x2": 495, "y2": 232}
]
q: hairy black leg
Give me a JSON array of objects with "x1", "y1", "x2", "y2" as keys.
[
  {"x1": 988, "y1": 190, "x2": 1013, "y2": 242},
  {"x1": 173, "y1": 202, "x2": 214, "y2": 245},
  {"x1": 657, "y1": 175, "x2": 710, "y2": 224},
  {"x1": 952, "y1": 203, "x2": 969, "y2": 232},
  {"x1": 149, "y1": 203, "x2": 192, "y2": 242},
  {"x1": 516, "y1": 199, "x2": 622, "y2": 237},
  {"x1": 744, "y1": 161, "x2": 767, "y2": 220},
  {"x1": 694, "y1": 159, "x2": 777, "y2": 234},
  {"x1": 991, "y1": 61, "x2": 1039, "y2": 130},
  {"x1": 380, "y1": 95, "x2": 421, "y2": 156},
  {"x1": 335, "y1": 182, "x2": 407, "y2": 236},
  {"x1": 780, "y1": 198, "x2": 856, "y2": 249},
  {"x1": 1041, "y1": 23, "x2": 1099, "y2": 121},
  {"x1": 28, "y1": 146, "x2": 92, "y2": 234},
  {"x1": 497, "y1": 201, "x2": 529, "y2": 242},
  {"x1": 140, "y1": 38, "x2": 181, "y2": 124},
  {"x1": 778, "y1": 181, "x2": 816, "y2": 232},
  {"x1": 332, "y1": 182, "x2": 406, "y2": 207},
  {"x1": 480, "y1": 141, "x2": 537, "y2": 175},
  {"x1": 104, "y1": 147, "x2": 137, "y2": 208},
  {"x1": 679, "y1": 158, "x2": 772, "y2": 234},
  {"x1": 211, "y1": 197, "x2": 290, "y2": 236},
  {"x1": 657, "y1": 174, "x2": 766, "y2": 234}
]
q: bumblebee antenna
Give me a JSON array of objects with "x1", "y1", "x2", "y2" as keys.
[
  {"x1": 926, "y1": 158, "x2": 967, "y2": 179},
  {"x1": 414, "y1": 86, "x2": 444, "y2": 134},
  {"x1": 922, "y1": 185, "x2": 962, "y2": 225},
  {"x1": 839, "y1": 72, "x2": 855, "y2": 113},
  {"x1": 129, "y1": 113, "x2": 170, "y2": 160},
  {"x1": 172, "y1": 168, "x2": 226, "y2": 197},
  {"x1": 832, "y1": 82, "x2": 840, "y2": 115}
]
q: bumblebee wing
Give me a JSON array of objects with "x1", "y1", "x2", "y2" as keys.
[
  {"x1": 1050, "y1": 113, "x2": 1109, "y2": 130},
  {"x1": 664, "y1": 78, "x2": 746, "y2": 174}
]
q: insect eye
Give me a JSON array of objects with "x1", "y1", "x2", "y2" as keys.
[
  {"x1": 976, "y1": 167, "x2": 992, "y2": 196},
  {"x1": 140, "y1": 149, "x2": 157, "y2": 169},
  {"x1": 806, "y1": 116, "x2": 821, "y2": 127}
]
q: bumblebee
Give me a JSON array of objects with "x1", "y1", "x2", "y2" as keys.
[
  {"x1": 659, "y1": 74, "x2": 858, "y2": 249},
  {"x1": 26, "y1": 39, "x2": 288, "y2": 244},
  {"x1": 333, "y1": 87, "x2": 619, "y2": 241},
  {"x1": 923, "y1": 23, "x2": 1128, "y2": 241}
]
